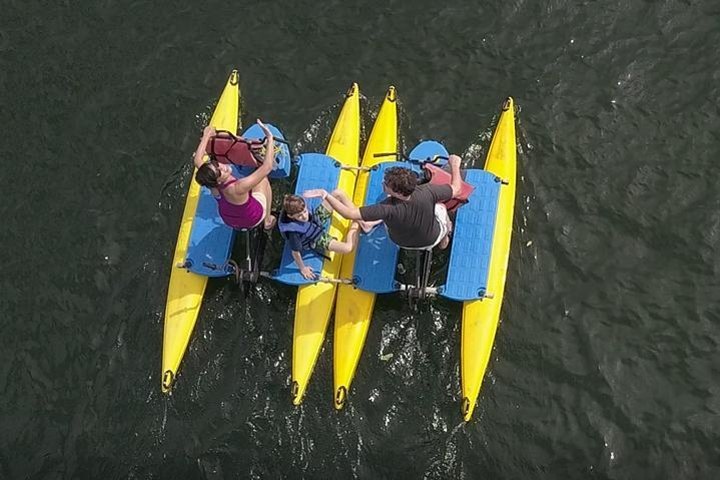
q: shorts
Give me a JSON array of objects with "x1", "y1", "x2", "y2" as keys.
[
  {"x1": 309, "y1": 204, "x2": 336, "y2": 251},
  {"x1": 402, "y1": 203, "x2": 450, "y2": 251}
]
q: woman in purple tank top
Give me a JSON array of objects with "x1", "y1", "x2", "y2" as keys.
[{"x1": 192, "y1": 120, "x2": 276, "y2": 230}]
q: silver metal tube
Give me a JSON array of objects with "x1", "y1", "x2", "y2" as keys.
[
  {"x1": 339, "y1": 165, "x2": 373, "y2": 172},
  {"x1": 395, "y1": 283, "x2": 439, "y2": 295},
  {"x1": 258, "y1": 271, "x2": 354, "y2": 285}
]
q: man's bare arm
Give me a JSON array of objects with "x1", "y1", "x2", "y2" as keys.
[{"x1": 448, "y1": 154, "x2": 463, "y2": 198}]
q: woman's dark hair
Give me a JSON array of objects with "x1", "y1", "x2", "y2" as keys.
[
  {"x1": 384, "y1": 167, "x2": 417, "y2": 197},
  {"x1": 195, "y1": 158, "x2": 220, "y2": 188}
]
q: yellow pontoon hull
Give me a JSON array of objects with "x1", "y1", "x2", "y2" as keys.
[
  {"x1": 292, "y1": 84, "x2": 361, "y2": 405},
  {"x1": 333, "y1": 87, "x2": 398, "y2": 409},
  {"x1": 461, "y1": 97, "x2": 516, "y2": 420},
  {"x1": 161, "y1": 71, "x2": 240, "y2": 393}
]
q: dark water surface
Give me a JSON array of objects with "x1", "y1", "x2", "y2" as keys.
[{"x1": 2, "y1": 0, "x2": 720, "y2": 478}]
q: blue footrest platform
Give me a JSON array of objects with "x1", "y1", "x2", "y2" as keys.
[
  {"x1": 439, "y1": 169, "x2": 501, "y2": 301},
  {"x1": 272, "y1": 154, "x2": 341, "y2": 286}
]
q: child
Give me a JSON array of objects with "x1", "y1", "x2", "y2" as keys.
[{"x1": 278, "y1": 194, "x2": 359, "y2": 280}]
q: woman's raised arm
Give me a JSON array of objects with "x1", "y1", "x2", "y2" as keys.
[{"x1": 193, "y1": 126, "x2": 216, "y2": 169}]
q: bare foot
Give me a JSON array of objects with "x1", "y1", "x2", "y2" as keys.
[{"x1": 263, "y1": 214, "x2": 277, "y2": 231}]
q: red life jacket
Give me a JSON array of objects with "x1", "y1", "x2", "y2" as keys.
[
  {"x1": 422, "y1": 163, "x2": 475, "y2": 213},
  {"x1": 206, "y1": 130, "x2": 265, "y2": 167}
]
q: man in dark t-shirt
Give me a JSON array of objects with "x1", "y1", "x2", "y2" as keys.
[
  {"x1": 359, "y1": 181, "x2": 452, "y2": 248},
  {"x1": 303, "y1": 154, "x2": 463, "y2": 250}
]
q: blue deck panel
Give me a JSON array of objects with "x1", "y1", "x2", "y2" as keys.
[
  {"x1": 353, "y1": 162, "x2": 420, "y2": 293},
  {"x1": 353, "y1": 223, "x2": 399, "y2": 294},
  {"x1": 272, "y1": 154, "x2": 341, "y2": 286},
  {"x1": 186, "y1": 164, "x2": 243, "y2": 277},
  {"x1": 184, "y1": 123, "x2": 290, "y2": 278},
  {"x1": 239, "y1": 123, "x2": 292, "y2": 179},
  {"x1": 439, "y1": 169, "x2": 501, "y2": 301}
]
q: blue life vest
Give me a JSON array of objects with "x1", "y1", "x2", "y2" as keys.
[{"x1": 278, "y1": 213, "x2": 325, "y2": 251}]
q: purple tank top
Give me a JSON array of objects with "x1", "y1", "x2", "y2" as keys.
[{"x1": 216, "y1": 179, "x2": 264, "y2": 229}]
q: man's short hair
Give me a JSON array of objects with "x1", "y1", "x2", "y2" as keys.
[{"x1": 384, "y1": 167, "x2": 417, "y2": 197}]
